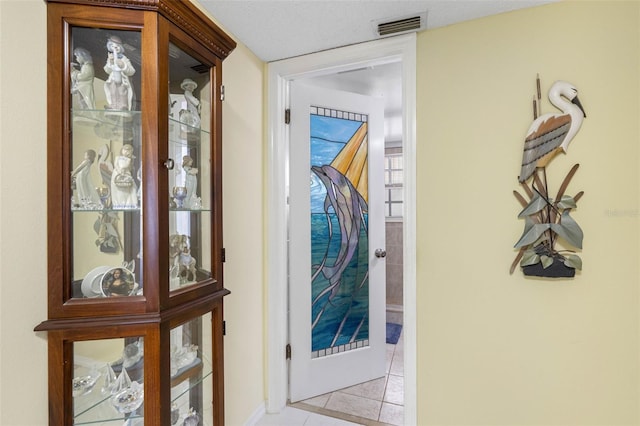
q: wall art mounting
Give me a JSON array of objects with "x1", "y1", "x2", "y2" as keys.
[{"x1": 511, "y1": 75, "x2": 586, "y2": 278}]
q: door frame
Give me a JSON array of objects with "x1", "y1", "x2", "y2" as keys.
[{"x1": 266, "y1": 33, "x2": 417, "y2": 425}]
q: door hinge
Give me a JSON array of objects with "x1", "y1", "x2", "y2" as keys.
[
  {"x1": 285, "y1": 109, "x2": 291, "y2": 124},
  {"x1": 286, "y1": 343, "x2": 292, "y2": 360},
  {"x1": 220, "y1": 85, "x2": 225, "y2": 101},
  {"x1": 223, "y1": 321, "x2": 226, "y2": 336},
  {"x1": 221, "y1": 248, "x2": 226, "y2": 263}
]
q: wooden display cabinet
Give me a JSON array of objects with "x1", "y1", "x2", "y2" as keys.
[{"x1": 34, "y1": 1, "x2": 235, "y2": 424}]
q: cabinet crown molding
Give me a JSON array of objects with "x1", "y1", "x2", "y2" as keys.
[{"x1": 46, "y1": 0, "x2": 237, "y2": 58}]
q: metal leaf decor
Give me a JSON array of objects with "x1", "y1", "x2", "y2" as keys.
[
  {"x1": 550, "y1": 211, "x2": 583, "y2": 249},
  {"x1": 517, "y1": 194, "x2": 549, "y2": 218}
]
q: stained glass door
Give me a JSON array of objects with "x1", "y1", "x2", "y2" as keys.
[{"x1": 289, "y1": 82, "x2": 386, "y2": 402}]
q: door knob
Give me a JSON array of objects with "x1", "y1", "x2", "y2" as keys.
[{"x1": 375, "y1": 249, "x2": 387, "y2": 258}]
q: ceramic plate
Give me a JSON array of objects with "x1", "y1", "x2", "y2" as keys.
[
  {"x1": 100, "y1": 266, "x2": 137, "y2": 297},
  {"x1": 81, "y1": 266, "x2": 111, "y2": 298}
]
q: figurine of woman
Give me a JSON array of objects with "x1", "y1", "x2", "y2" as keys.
[
  {"x1": 103, "y1": 36, "x2": 136, "y2": 111},
  {"x1": 179, "y1": 78, "x2": 200, "y2": 129},
  {"x1": 182, "y1": 155, "x2": 198, "y2": 208},
  {"x1": 70, "y1": 47, "x2": 95, "y2": 109},
  {"x1": 71, "y1": 149, "x2": 101, "y2": 209},
  {"x1": 111, "y1": 144, "x2": 138, "y2": 208}
]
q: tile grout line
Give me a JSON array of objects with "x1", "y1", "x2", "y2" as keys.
[{"x1": 296, "y1": 338, "x2": 404, "y2": 424}]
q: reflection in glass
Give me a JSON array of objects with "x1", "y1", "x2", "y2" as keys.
[
  {"x1": 170, "y1": 313, "x2": 214, "y2": 425},
  {"x1": 74, "y1": 338, "x2": 145, "y2": 424},
  {"x1": 167, "y1": 42, "x2": 212, "y2": 292},
  {"x1": 70, "y1": 26, "x2": 144, "y2": 299}
]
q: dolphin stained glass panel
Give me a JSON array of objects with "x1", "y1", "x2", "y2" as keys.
[{"x1": 309, "y1": 106, "x2": 369, "y2": 356}]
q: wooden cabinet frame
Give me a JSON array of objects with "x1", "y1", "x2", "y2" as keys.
[{"x1": 36, "y1": 1, "x2": 235, "y2": 424}]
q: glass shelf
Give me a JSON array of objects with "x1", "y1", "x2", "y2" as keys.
[
  {"x1": 73, "y1": 334, "x2": 213, "y2": 425},
  {"x1": 70, "y1": 207, "x2": 211, "y2": 213},
  {"x1": 72, "y1": 359, "x2": 211, "y2": 425},
  {"x1": 168, "y1": 116, "x2": 210, "y2": 138},
  {"x1": 72, "y1": 108, "x2": 141, "y2": 119},
  {"x1": 71, "y1": 207, "x2": 142, "y2": 213}
]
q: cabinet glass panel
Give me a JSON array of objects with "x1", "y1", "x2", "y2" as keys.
[
  {"x1": 73, "y1": 337, "x2": 145, "y2": 424},
  {"x1": 168, "y1": 42, "x2": 212, "y2": 291},
  {"x1": 70, "y1": 27, "x2": 143, "y2": 299},
  {"x1": 170, "y1": 313, "x2": 214, "y2": 424}
]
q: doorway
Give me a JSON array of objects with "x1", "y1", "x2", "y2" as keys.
[
  {"x1": 289, "y1": 66, "x2": 404, "y2": 424},
  {"x1": 266, "y1": 34, "x2": 417, "y2": 425}
]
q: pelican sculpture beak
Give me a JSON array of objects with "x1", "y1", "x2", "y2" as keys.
[{"x1": 572, "y1": 96, "x2": 586, "y2": 118}]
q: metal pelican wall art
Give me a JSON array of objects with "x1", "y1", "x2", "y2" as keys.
[
  {"x1": 519, "y1": 80, "x2": 586, "y2": 183},
  {"x1": 511, "y1": 76, "x2": 587, "y2": 278}
]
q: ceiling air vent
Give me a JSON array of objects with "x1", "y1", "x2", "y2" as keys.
[{"x1": 374, "y1": 12, "x2": 426, "y2": 37}]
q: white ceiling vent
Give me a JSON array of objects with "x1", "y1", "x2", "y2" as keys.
[{"x1": 373, "y1": 12, "x2": 427, "y2": 37}]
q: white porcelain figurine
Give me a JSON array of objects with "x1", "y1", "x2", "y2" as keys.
[
  {"x1": 104, "y1": 36, "x2": 136, "y2": 111},
  {"x1": 182, "y1": 155, "x2": 199, "y2": 208},
  {"x1": 110, "y1": 144, "x2": 138, "y2": 209},
  {"x1": 70, "y1": 47, "x2": 95, "y2": 109},
  {"x1": 179, "y1": 78, "x2": 201, "y2": 129},
  {"x1": 71, "y1": 149, "x2": 101, "y2": 209}
]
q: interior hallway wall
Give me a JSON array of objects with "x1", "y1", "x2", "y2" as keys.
[
  {"x1": 218, "y1": 41, "x2": 266, "y2": 426},
  {"x1": 216, "y1": 32, "x2": 266, "y2": 426},
  {"x1": 190, "y1": 3, "x2": 268, "y2": 424},
  {"x1": 416, "y1": 1, "x2": 639, "y2": 424},
  {"x1": 0, "y1": 1, "x2": 267, "y2": 424},
  {"x1": 1, "y1": 1, "x2": 49, "y2": 424}
]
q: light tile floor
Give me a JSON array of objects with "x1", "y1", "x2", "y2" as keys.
[
  {"x1": 255, "y1": 406, "x2": 362, "y2": 426},
  {"x1": 257, "y1": 329, "x2": 404, "y2": 426}
]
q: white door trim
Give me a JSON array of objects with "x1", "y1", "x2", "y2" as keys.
[{"x1": 266, "y1": 34, "x2": 417, "y2": 425}]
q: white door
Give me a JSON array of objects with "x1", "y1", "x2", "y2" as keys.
[{"x1": 289, "y1": 81, "x2": 386, "y2": 402}]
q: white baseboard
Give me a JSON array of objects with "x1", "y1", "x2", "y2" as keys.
[{"x1": 243, "y1": 402, "x2": 266, "y2": 426}]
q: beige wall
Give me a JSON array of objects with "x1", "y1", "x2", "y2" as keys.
[
  {"x1": 192, "y1": 4, "x2": 267, "y2": 423},
  {"x1": 217, "y1": 35, "x2": 266, "y2": 426},
  {"x1": 417, "y1": 1, "x2": 639, "y2": 424},
  {"x1": 1, "y1": 1, "x2": 49, "y2": 425}
]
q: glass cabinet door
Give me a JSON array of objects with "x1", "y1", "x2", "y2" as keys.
[
  {"x1": 40, "y1": 2, "x2": 234, "y2": 424},
  {"x1": 73, "y1": 337, "x2": 145, "y2": 424},
  {"x1": 69, "y1": 26, "x2": 143, "y2": 299},
  {"x1": 167, "y1": 42, "x2": 213, "y2": 291},
  {"x1": 170, "y1": 313, "x2": 214, "y2": 424}
]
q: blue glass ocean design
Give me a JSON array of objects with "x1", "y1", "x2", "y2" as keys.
[{"x1": 309, "y1": 111, "x2": 369, "y2": 353}]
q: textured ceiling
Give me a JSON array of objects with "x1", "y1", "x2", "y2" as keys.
[{"x1": 199, "y1": 0, "x2": 556, "y2": 62}]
